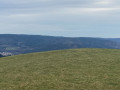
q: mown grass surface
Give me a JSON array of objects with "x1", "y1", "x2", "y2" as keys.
[{"x1": 0, "y1": 48, "x2": 120, "y2": 90}]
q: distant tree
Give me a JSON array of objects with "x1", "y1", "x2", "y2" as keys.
[{"x1": 0, "y1": 54, "x2": 3, "y2": 57}]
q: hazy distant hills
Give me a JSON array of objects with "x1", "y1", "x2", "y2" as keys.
[
  {"x1": 107, "y1": 38, "x2": 120, "y2": 44},
  {"x1": 0, "y1": 34, "x2": 120, "y2": 55}
]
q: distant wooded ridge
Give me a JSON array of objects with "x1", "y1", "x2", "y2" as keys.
[{"x1": 0, "y1": 34, "x2": 120, "y2": 56}]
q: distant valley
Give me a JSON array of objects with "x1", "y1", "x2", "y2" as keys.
[{"x1": 0, "y1": 34, "x2": 120, "y2": 56}]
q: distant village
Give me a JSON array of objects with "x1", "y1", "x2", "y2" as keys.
[{"x1": 0, "y1": 52, "x2": 13, "y2": 57}]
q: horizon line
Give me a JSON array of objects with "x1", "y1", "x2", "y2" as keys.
[{"x1": 0, "y1": 33, "x2": 119, "y2": 38}]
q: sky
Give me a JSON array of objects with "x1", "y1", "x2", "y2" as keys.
[{"x1": 0, "y1": 0, "x2": 120, "y2": 38}]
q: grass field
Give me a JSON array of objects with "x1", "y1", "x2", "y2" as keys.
[{"x1": 0, "y1": 48, "x2": 120, "y2": 90}]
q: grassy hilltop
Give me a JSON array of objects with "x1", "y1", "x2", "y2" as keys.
[{"x1": 0, "y1": 48, "x2": 120, "y2": 90}]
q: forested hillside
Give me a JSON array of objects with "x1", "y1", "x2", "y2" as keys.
[{"x1": 0, "y1": 34, "x2": 120, "y2": 55}]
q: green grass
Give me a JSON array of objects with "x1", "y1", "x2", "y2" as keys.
[{"x1": 0, "y1": 48, "x2": 120, "y2": 90}]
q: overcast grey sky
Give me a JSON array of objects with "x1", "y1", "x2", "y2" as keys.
[{"x1": 0, "y1": 0, "x2": 120, "y2": 37}]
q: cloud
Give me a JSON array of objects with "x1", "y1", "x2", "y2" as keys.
[
  {"x1": 0, "y1": 0, "x2": 117, "y2": 8},
  {"x1": 94, "y1": 0, "x2": 112, "y2": 5},
  {"x1": 0, "y1": 0, "x2": 120, "y2": 37}
]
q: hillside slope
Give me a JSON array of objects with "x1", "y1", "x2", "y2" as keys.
[
  {"x1": 0, "y1": 49, "x2": 120, "y2": 90},
  {"x1": 0, "y1": 34, "x2": 120, "y2": 55}
]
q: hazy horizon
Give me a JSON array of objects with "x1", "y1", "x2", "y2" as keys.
[
  {"x1": 0, "y1": 33, "x2": 120, "y2": 38},
  {"x1": 0, "y1": 0, "x2": 120, "y2": 38}
]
